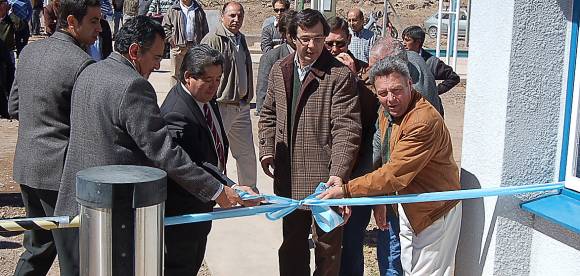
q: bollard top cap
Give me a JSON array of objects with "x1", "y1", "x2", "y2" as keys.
[{"x1": 76, "y1": 165, "x2": 167, "y2": 209}]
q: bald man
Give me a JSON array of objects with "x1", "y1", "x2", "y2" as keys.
[
  {"x1": 347, "y1": 8, "x2": 376, "y2": 63},
  {"x1": 201, "y1": 2, "x2": 257, "y2": 190}
]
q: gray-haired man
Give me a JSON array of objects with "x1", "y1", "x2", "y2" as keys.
[{"x1": 320, "y1": 57, "x2": 462, "y2": 275}]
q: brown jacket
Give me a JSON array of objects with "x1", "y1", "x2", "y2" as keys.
[
  {"x1": 258, "y1": 49, "x2": 361, "y2": 199},
  {"x1": 344, "y1": 90, "x2": 460, "y2": 234}
]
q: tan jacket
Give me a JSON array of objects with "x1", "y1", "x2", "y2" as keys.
[
  {"x1": 344, "y1": 90, "x2": 460, "y2": 234},
  {"x1": 258, "y1": 49, "x2": 361, "y2": 200},
  {"x1": 201, "y1": 25, "x2": 253, "y2": 104},
  {"x1": 162, "y1": 1, "x2": 209, "y2": 47}
]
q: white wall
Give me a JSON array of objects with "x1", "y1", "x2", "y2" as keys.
[{"x1": 459, "y1": 0, "x2": 580, "y2": 275}]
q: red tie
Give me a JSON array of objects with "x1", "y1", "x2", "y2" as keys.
[{"x1": 203, "y1": 104, "x2": 226, "y2": 174}]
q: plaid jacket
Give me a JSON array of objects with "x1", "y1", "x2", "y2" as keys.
[{"x1": 258, "y1": 49, "x2": 361, "y2": 199}]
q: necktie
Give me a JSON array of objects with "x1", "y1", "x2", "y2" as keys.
[{"x1": 203, "y1": 104, "x2": 226, "y2": 174}]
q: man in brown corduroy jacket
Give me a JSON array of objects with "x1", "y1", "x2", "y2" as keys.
[{"x1": 320, "y1": 56, "x2": 462, "y2": 276}]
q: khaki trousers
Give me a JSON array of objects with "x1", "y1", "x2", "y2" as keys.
[
  {"x1": 399, "y1": 202, "x2": 462, "y2": 276},
  {"x1": 217, "y1": 102, "x2": 257, "y2": 187},
  {"x1": 170, "y1": 46, "x2": 189, "y2": 86}
]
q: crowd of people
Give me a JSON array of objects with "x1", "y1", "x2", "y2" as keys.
[{"x1": 1, "y1": 0, "x2": 463, "y2": 275}]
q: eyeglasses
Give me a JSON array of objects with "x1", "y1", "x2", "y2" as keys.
[
  {"x1": 274, "y1": 8, "x2": 287, "y2": 13},
  {"x1": 325, "y1": 40, "x2": 347, "y2": 48},
  {"x1": 295, "y1": 36, "x2": 326, "y2": 45}
]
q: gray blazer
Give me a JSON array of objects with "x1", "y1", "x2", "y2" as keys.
[
  {"x1": 55, "y1": 52, "x2": 225, "y2": 216},
  {"x1": 255, "y1": 43, "x2": 291, "y2": 113},
  {"x1": 8, "y1": 31, "x2": 94, "y2": 191},
  {"x1": 260, "y1": 22, "x2": 282, "y2": 53},
  {"x1": 406, "y1": 51, "x2": 443, "y2": 115}
]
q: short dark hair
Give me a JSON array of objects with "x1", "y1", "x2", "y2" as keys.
[
  {"x1": 271, "y1": 0, "x2": 290, "y2": 9},
  {"x1": 288, "y1": 9, "x2": 330, "y2": 39},
  {"x1": 278, "y1": 10, "x2": 297, "y2": 35},
  {"x1": 402, "y1": 26, "x2": 426, "y2": 46},
  {"x1": 114, "y1": 16, "x2": 166, "y2": 54},
  {"x1": 327, "y1": 17, "x2": 350, "y2": 37},
  {"x1": 222, "y1": 1, "x2": 244, "y2": 15},
  {"x1": 57, "y1": 0, "x2": 101, "y2": 30},
  {"x1": 179, "y1": 45, "x2": 225, "y2": 83}
]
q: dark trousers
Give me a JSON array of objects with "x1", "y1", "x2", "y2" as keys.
[
  {"x1": 165, "y1": 223, "x2": 209, "y2": 276},
  {"x1": 279, "y1": 209, "x2": 343, "y2": 276},
  {"x1": 52, "y1": 228, "x2": 79, "y2": 276},
  {"x1": 340, "y1": 205, "x2": 402, "y2": 276},
  {"x1": 15, "y1": 24, "x2": 30, "y2": 57},
  {"x1": 31, "y1": 8, "x2": 42, "y2": 35},
  {"x1": 13, "y1": 185, "x2": 58, "y2": 276}
]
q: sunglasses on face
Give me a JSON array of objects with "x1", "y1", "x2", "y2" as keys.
[
  {"x1": 325, "y1": 40, "x2": 347, "y2": 48},
  {"x1": 274, "y1": 8, "x2": 287, "y2": 13}
]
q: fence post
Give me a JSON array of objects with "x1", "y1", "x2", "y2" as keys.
[{"x1": 76, "y1": 165, "x2": 167, "y2": 276}]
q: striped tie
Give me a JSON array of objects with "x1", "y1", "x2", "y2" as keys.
[{"x1": 203, "y1": 104, "x2": 226, "y2": 174}]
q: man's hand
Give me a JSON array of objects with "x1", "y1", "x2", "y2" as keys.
[
  {"x1": 234, "y1": 185, "x2": 263, "y2": 207},
  {"x1": 339, "y1": 206, "x2": 352, "y2": 225},
  {"x1": 260, "y1": 156, "x2": 275, "y2": 178},
  {"x1": 373, "y1": 205, "x2": 389, "y2": 231},
  {"x1": 317, "y1": 185, "x2": 344, "y2": 199},
  {"x1": 325, "y1": 175, "x2": 344, "y2": 187},
  {"x1": 215, "y1": 186, "x2": 244, "y2": 208},
  {"x1": 336, "y1": 53, "x2": 357, "y2": 74}
]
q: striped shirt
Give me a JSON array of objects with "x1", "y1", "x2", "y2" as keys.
[
  {"x1": 348, "y1": 28, "x2": 376, "y2": 64},
  {"x1": 8, "y1": 0, "x2": 32, "y2": 21}
]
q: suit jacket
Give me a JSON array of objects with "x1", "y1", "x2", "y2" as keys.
[
  {"x1": 159, "y1": 83, "x2": 230, "y2": 234},
  {"x1": 406, "y1": 51, "x2": 442, "y2": 115},
  {"x1": 420, "y1": 49, "x2": 460, "y2": 95},
  {"x1": 260, "y1": 22, "x2": 282, "y2": 53},
  {"x1": 258, "y1": 49, "x2": 361, "y2": 199},
  {"x1": 256, "y1": 43, "x2": 291, "y2": 111},
  {"x1": 56, "y1": 52, "x2": 228, "y2": 216},
  {"x1": 8, "y1": 31, "x2": 94, "y2": 191}
]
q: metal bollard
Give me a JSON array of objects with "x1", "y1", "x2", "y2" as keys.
[{"x1": 76, "y1": 165, "x2": 167, "y2": 276}]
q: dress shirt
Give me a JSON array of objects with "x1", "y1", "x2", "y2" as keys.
[
  {"x1": 348, "y1": 28, "x2": 376, "y2": 64},
  {"x1": 294, "y1": 54, "x2": 314, "y2": 82}
]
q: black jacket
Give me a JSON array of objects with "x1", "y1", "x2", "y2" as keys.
[
  {"x1": 420, "y1": 49, "x2": 461, "y2": 95},
  {"x1": 160, "y1": 83, "x2": 230, "y2": 234}
]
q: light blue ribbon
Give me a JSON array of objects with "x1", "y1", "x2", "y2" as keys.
[{"x1": 165, "y1": 182, "x2": 565, "y2": 232}]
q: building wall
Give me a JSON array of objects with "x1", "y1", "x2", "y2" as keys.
[{"x1": 460, "y1": 0, "x2": 580, "y2": 275}]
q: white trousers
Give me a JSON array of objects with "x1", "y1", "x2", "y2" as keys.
[
  {"x1": 218, "y1": 102, "x2": 257, "y2": 187},
  {"x1": 398, "y1": 202, "x2": 462, "y2": 276}
]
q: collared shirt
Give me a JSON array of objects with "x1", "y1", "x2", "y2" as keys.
[
  {"x1": 180, "y1": 82, "x2": 224, "y2": 200},
  {"x1": 180, "y1": 0, "x2": 198, "y2": 42},
  {"x1": 8, "y1": 0, "x2": 32, "y2": 21},
  {"x1": 348, "y1": 28, "x2": 376, "y2": 64},
  {"x1": 294, "y1": 54, "x2": 314, "y2": 82}
]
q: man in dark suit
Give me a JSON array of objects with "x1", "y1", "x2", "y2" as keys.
[
  {"x1": 160, "y1": 45, "x2": 231, "y2": 276},
  {"x1": 8, "y1": 1, "x2": 102, "y2": 275},
  {"x1": 255, "y1": 10, "x2": 295, "y2": 114},
  {"x1": 57, "y1": 16, "x2": 258, "y2": 274}
]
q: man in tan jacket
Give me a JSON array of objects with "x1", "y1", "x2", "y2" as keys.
[{"x1": 320, "y1": 57, "x2": 462, "y2": 276}]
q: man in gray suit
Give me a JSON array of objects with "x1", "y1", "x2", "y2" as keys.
[
  {"x1": 56, "y1": 16, "x2": 257, "y2": 270},
  {"x1": 8, "y1": 1, "x2": 102, "y2": 275},
  {"x1": 255, "y1": 10, "x2": 295, "y2": 114}
]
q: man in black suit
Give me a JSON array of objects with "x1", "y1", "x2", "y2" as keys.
[{"x1": 159, "y1": 44, "x2": 234, "y2": 276}]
